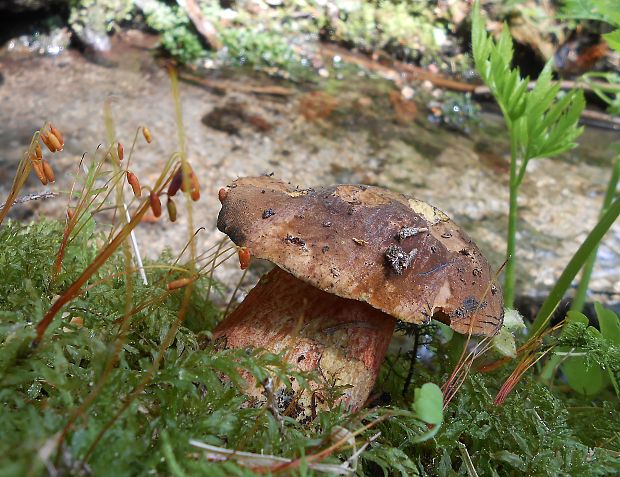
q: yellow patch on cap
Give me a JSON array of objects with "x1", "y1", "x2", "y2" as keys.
[{"x1": 408, "y1": 199, "x2": 450, "y2": 224}]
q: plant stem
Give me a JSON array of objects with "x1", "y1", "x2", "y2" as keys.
[
  {"x1": 530, "y1": 193, "x2": 620, "y2": 336},
  {"x1": 504, "y1": 129, "x2": 519, "y2": 308},
  {"x1": 571, "y1": 154, "x2": 620, "y2": 312},
  {"x1": 403, "y1": 326, "x2": 420, "y2": 396}
]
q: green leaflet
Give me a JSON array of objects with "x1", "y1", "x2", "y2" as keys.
[
  {"x1": 559, "y1": 306, "x2": 620, "y2": 396},
  {"x1": 471, "y1": 0, "x2": 585, "y2": 307}
]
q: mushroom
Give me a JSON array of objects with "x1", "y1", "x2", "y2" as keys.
[{"x1": 214, "y1": 176, "x2": 503, "y2": 420}]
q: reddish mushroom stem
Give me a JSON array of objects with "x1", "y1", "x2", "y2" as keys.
[{"x1": 213, "y1": 266, "x2": 396, "y2": 419}]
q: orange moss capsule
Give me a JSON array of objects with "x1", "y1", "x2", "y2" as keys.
[
  {"x1": 167, "y1": 277, "x2": 193, "y2": 290},
  {"x1": 190, "y1": 188, "x2": 200, "y2": 201},
  {"x1": 117, "y1": 142, "x2": 124, "y2": 161},
  {"x1": 50, "y1": 125, "x2": 64, "y2": 149},
  {"x1": 218, "y1": 188, "x2": 227, "y2": 203},
  {"x1": 67, "y1": 208, "x2": 75, "y2": 221},
  {"x1": 238, "y1": 247, "x2": 251, "y2": 270},
  {"x1": 40, "y1": 132, "x2": 56, "y2": 153},
  {"x1": 127, "y1": 171, "x2": 142, "y2": 198},
  {"x1": 168, "y1": 168, "x2": 183, "y2": 197},
  {"x1": 34, "y1": 142, "x2": 42, "y2": 160},
  {"x1": 46, "y1": 131, "x2": 62, "y2": 152},
  {"x1": 32, "y1": 160, "x2": 48, "y2": 185},
  {"x1": 167, "y1": 197, "x2": 177, "y2": 222},
  {"x1": 42, "y1": 160, "x2": 55, "y2": 183},
  {"x1": 150, "y1": 190, "x2": 162, "y2": 217},
  {"x1": 177, "y1": 164, "x2": 200, "y2": 200},
  {"x1": 143, "y1": 127, "x2": 152, "y2": 143},
  {"x1": 189, "y1": 168, "x2": 200, "y2": 201}
]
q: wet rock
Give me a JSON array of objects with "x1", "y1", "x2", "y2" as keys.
[
  {"x1": 2, "y1": 27, "x2": 71, "y2": 57},
  {"x1": 202, "y1": 102, "x2": 245, "y2": 135},
  {"x1": 73, "y1": 26, "x2": 111, "y2": 53},
  {"x1": 69, "y1": 0, "x2": 134, "y2": 53}
]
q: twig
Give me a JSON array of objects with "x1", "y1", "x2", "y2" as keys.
[
  {"x1": 318, "y1": 43, "x2": 620, "y2": 130},
  {"x1": 473, "y1": 78, "x2": 620, "y2": 96},
  {"x1": 262, "y1": 413, "x2": 393, "y2": 474},
  {"x1": 457, "y1": 442, "x2": 480, "y2": 477},
  {"x1": 345, "y1": 431, "x2": 380, "y2": 472},
  {"x1": 123, "y1": 203, "x2": 148, "y2": 286},
  {"x1": 179, "y1": 71, "x2": 295, "y2": 96},
  {"x1": 580, "y1": 109, "x2": 620, "y2": 130},
  {"x1": 0, "y1": 191, "x2": 57, "y2": 210},
  {"x1": 403, "y1": 326, "x2": 420, "y2": 396},
  {"x1": 263, "y1": 377, "x2": 285, "y2": 435},
  {"x1": 319, "y1": 43, "x2": 476, "y2": 92},
  {"x1": 189, "y1": 440, "x2": 353, "y2": 475}
]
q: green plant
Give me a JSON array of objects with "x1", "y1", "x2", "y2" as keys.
[
  {"x1": 2, "y1": 217, "x2": 620, "y2": 475},
  {"x1": 471, "y1": 0, "x2": 585, "y2": 308},
  {"x1": 69, "y1": 0, "x2": 134, "y2": 39},
  {"x1": 570, "y1": 148, "x2": 620, "y2": 312},
  {"x1": 493, "y1": 180, "x2": 620, "y2": 403},
  {"x1": 142, "y1": 1, "x2": 207, "y2": 64},
  {"x1": 320, "y1": 1, "x2": 438, "y2": 58},
  {"x1": 561, "y1": 1, "x2": 620, "y2": 312},
  {"x1": 4, "y1": 7, "x2": 620, "y2": 472},
  {"x1": 0, "y1": 215, "x2": 446, "y2": 474},
  {"x1": 218, "y1": 27, "x2": 304, "y2": 77},
  {"x1": 468, "y1": 0, "x2": 620, "y2": 411}
]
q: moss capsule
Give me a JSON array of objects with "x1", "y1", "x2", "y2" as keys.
[
  {"x1": 238, "y1": 247, "x2": 251, "y2": 270},
  {"x1": 150, "y1": 190, "x2": 162, "y2": 217},
  {"x1": 42, "y1": 160, "x2": 55, "y2": 183},
  {"x1": 167, "y1": 198, "x2": 177, "y2": 222},
  {"x1": 143, "y1": 127, "x2": 152, "y2": 143}
]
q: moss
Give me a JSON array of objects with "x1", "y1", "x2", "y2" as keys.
[
  {"x1": 141, "y1": 1, "x2": 207, "y2": 64},
  {"x1": 217, "y1": 27, "x2": 306, "y2": 78},
  {"x1": 321, "y1": 1, "x2": 440, "y2": 60},
  {"x1": 69, "y1": 0, "x2": 134, "y2": 38},
  {"x1": 135, "y1": 0, "x2": 459, "y2": 75},
  {"x1": 1, "y1": 217, "x2": 618, "y2": 476}
]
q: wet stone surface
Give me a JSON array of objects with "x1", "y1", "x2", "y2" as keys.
[{"x1": 0, "y1": 39, "x2": 619, "y2": 305}]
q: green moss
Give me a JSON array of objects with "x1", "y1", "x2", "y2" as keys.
[
  {"x1": 431, "y1": 374, "x2": 619, "y2": 476},
  {"x1": 0, "y1": 219, "x2": 618, "y2": 475},
  {"x1": 217, "y1": 27, "x2": 305, "y2": 78},
  {"x1": 141, "y1": 1, "x2": 207, "y2": 64},
  {"x1": 321, "y1": 1, "x2": 440, "y2": 60},
  {"x1": 69, "y1": 0, "x2": 134, "y2": 36},
  {"x1": 137, "y1": 0, "x2": 455, "y2": 75}
]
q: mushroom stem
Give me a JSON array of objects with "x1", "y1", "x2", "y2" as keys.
[{"x1": 213, "y1": 267, "x2": 396, "y2": 420}]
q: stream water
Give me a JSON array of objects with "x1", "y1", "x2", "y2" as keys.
[{"x1": 1, "y1": 31, "x2": 619, "y2": 307}]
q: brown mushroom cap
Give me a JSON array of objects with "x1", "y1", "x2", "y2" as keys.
[{"x1": 218, "y1": 176, "x2": 503, "y2": 336}]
